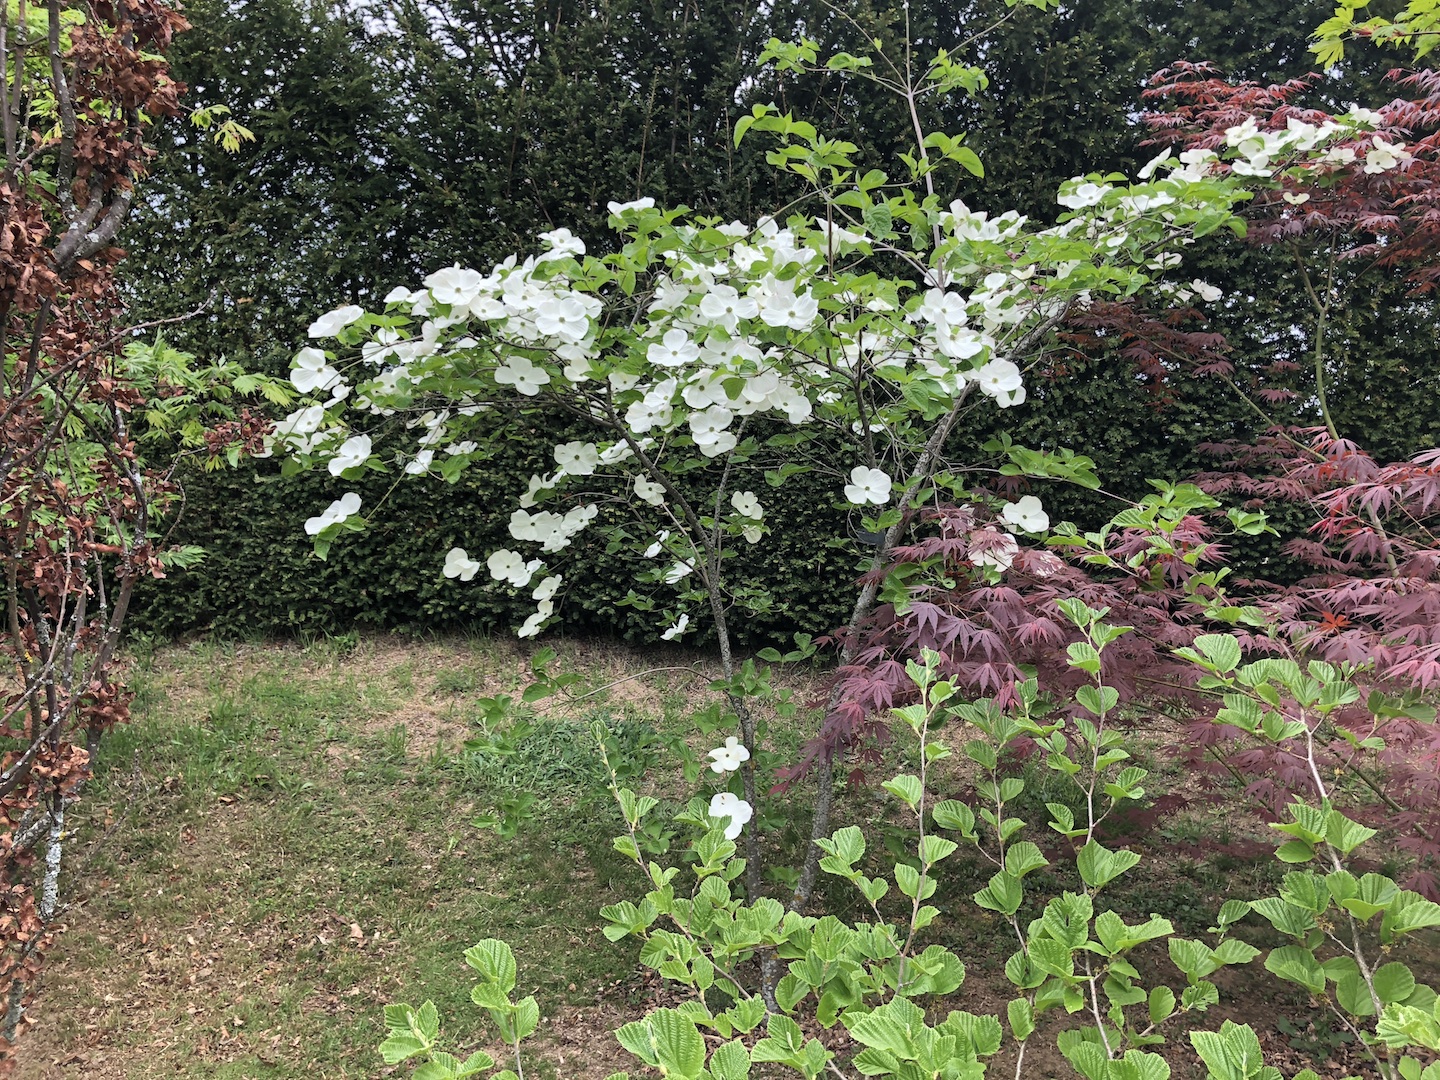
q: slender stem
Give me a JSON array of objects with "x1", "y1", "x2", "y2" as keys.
[{"x1": 1085, "y1": 958, "x2": 1114, "y2": 1059}]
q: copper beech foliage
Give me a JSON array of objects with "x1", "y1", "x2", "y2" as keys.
[
  {"x1": 1, "y1": 0, "x2": 189, "y2": 1065},
  {"x1": 797, "y1": 63, "x2": 1440, "y2": 899}
]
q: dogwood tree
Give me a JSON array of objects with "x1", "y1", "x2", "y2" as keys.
[{"x1": 277, "y1": 27, "x2": 1410, "y2": 916}]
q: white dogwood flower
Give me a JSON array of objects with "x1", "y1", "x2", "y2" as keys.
[
  {"x1": 554, "y1": 441, "x2": 600, "y2": 476},
  {"x1": 328, "y1": 434, "x2": 371, "y2": 476},
  {"x1": 708, "y1": 791, "x2": 753, "y2": 840},
  {"x1": 730, "y1": 490, "x2": 762, "y2": 519},
  {"x1": 304, "y1": 492, "x2": 362, "y2": 536},
  {"x1": 607, "y1": 197, "x2": 656, "y2": 216},
  {"x1": 487, "y1": 549, "x2": 539, "y2": 588},
  {"x1": 707, "y1": 736, "x2": 750, "y2": 774},
  {"x1": 443, "y1": 546, "x2": 481, "y2": 581},
  {"x1": 647, "y1": 328, "x2": 700, "y2": 368},
  {"x1": 690, "y1": 407, "x2": 736, "y2": 458},
  {"x1": 291, "y1": 348, "x2": 343, "y2": 394},
  {"x1": 534, "y1": 296, "x2": 590, "y2": 342},
  {"x1": 1000, "y1": 495, "x2": 1049, "y2": 534},
  {"x1": 1057, "y1": 180, "x2": 1110, "y2": 209},
  {"x1": 424, "y1": 266, "x2": 484, "y2": 308},
  {"x1": 1365, "y1": 136, "x2": 1409, "y2": 174},
  {"x1": 494, "y1": 356, "x2": 550, "y2": 396},
  {"x1": 634, "y1": 475, "x2": 665, "y2": 506},
  {"x1": 975, "y1": 359, "x2": 1023, "y2": 401},
  {"x1": 661, "y1": 613, "x2": 690, "y2": 641},
  {"x1": 844, "y1": 466, "x2": 892, "y2": 506},
  {"x1": 307, "y1": 304, "x2": 364, "y2": 338}
]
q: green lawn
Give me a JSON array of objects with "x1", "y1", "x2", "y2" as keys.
[
  {"x1": 18, "y1": 635, "x2": 748, "y2": 1079},
  {"x1": 15, "y1": 635, "x2": 1436, "y2": 1080}
]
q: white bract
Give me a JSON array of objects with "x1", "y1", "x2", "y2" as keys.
[
  {"x1": 845, "y1": 467, "x2": 892, "y2": 506},
  {"x1": 707, "y1": 736, "x2": 751, "y2": 774},
  {"x1": 329, "y1": 434, "x2": 371, "y2": 476},
  {"x1": 554, "y1": 441, "x2": 600, "y2": 476},
  {"x1": 634, "y1": 475, "x2": 665, "y2": 506},
  {"x1": 661, "y1": 613, "x2": 690, "y2": 641},
  {"x1": 707, "y1": 791, "x2": 754, "y2": 840},
  {"x1": 443, "y1": 547, "x2": 481, "y2": 581},
  {"x1": 487, "y1": 549, "x2": 540, "y2": 588},
  {"x1": 304, "y1": 492, "x2": 361, "y2": 536},
  {"x1": 494, "y1": 357, "x2": 550, "y2": 395},
  {"x1": 689, "y1": 407, "x2": 736, "y2": 458},
  {"x1": 1000, "y1": 495, "x2": 1049, "y2": 534},
  {"x1": 731, "y1": 491, "x2": 763, "y2": 519},
  {"x1": 291, "y1": 348, "x2": 343, "y2": 394},
  {"x1": 308, "y1": 304, "x2": 365, "y2": 338},
  {"x1": 971, "y1": 530, "x2": 1019, "y2": 572},
  {"x1": 1365, "y1": 136, "x2": 1410, "y2": 174}
]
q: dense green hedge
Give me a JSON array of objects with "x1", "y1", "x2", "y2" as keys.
[
  {"x1": 119, "y1": 0, "x2": 1438, "y2": 643},
  {"x1": 129, "y1": 341, "x2": 1341, "y2": 643},
  {"x1": 130, "y1": 419, "x2": 863, "y2": 644}
]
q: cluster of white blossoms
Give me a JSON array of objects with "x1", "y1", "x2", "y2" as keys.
[
  {"x1": 705, "y1": 737, "x2": 753, "y2": 838},
  {"x1": 287, "y1": 114, "x2": 1392, "y2": 640}
]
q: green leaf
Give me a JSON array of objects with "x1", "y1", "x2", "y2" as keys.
[
  {"x1": 882, "y1": 774, "x2": 923, "y2": 809},
  {"x1": 1007, "y1": 997, "x2": 1034, "y2": 1040},
  {"x1": 1325, "y1": 810, "x2": 1378, "y2": 855},
  {"x1": 1076, "y1": 840, "x2": 1141, "y2": 889},
  {"x1": 465, "y1": 939, "x2": 518, "y2": 993},
  {"x1": 1149, "y1": 985, "x2": 1176, "y2": 1025},
  {"x1": 1249, "y1": 897, "x2": 1317, "y2": 936},
  {"x1": 1264, "y1": 945, "x2": 1325, "y2": 995},
  {"x1": 1384, "y1": 892, "x2": 1440, "y2": 938},
  {"x1": 1003, "y1": 841, "x2": 1048, "y2": 879},
  {"x1": 1192, "y1": 634, "x2": 1242, "y2": 673},
  {"x1": 1067, "y1": 642, "x2": 1102, "y2": 674},
  {"x1": 942, "y1": 1010, "x2": 1002, "y2": 1057},
  {"x1": 618, "y1": 1009, "x2": 706, "y2": 1079},
  {"x1": 723, "y1": 998, "x2": 767, "y2": 1036},
  {"x1": 379, "y1": 1033, "x2": 428, "y2": 1065},
  {"x1": 920, "y1": 834, "x2": 959, "y2": 865},
  {"x1": 845, "y1": 998, "x2": 924, "y2": 1058},
  {"x1": 1375, "y1": 962, "x2": 1418, "y2": 1005},
  {"x1": 824, "y1": 826, "x2": 865, "y2": 866},
  {"x1": 1076, "y1": 684, "x2": 1119, "y2": 717},
  {"x1": 1337, "y1": 972, "x2": 1377, "y2": 1018},
  {"x1": 1063, "y1": 1040, "x2": 1109, "y2": 1080},
  {"x1": 708, "y1": 1039, "x2": 751, "y2": 1080},
  {"x1": 1180, "y1": 981, "x2": 1219, "y2": 1011},
  {"x1": 1190, "y1": 1022, "x2": 1265, "y2": 1080},
  {"x1": 932, "y1": 799, "x2": 977, "y2": 836},
  {"x1": 1168, "y1": 939, "x2": 1218, "y2": 982},
  {"x1": 513, "y1": 996, "x2": 539, "y2": 1041},
  {"x1": 1275, "y1": 840, "x2": 1316, "y2": 863},
  {"x1": 893, "y1": 862, "x2": 935, "y2": 900},
  {"x1": 975, "y1": 870, "x2": 1023, "y2": 915},
  {"x1": 1112, "y1": 1050, "x2": 1171, "y2": 1080}
]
